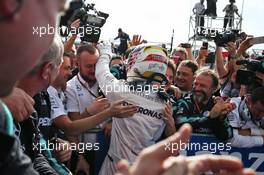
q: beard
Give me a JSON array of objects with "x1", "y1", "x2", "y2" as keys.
[
  {"x1": 192, "y1": 90, "x2": 208, "y2": 104},
  {"x1": 80, "y1": 72, "x2": 95, "y2": 81},
  {"x1": 80, "y1": 72, "x2": 96, "y2": 86}
]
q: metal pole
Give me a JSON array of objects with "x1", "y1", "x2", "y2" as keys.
[
  {"x1": 188, "y1": 15, "x2": 192, "y2": 42},
  {"x1": 240, "y1": 0, "x2": 245, "y2": 31},
  {"x1": 170, "y1": 29, "x2": 174, "y2": 53},
  {"x1": 241, "y1": 0, "x2": 245, "y2": 16}
]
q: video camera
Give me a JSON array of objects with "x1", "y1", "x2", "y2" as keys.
[
  {"x1": 71, "y1": 1, "x2": 109, "y2": 43},
  {"x1": 214, "y1": 30, "x2": 240, "y2": 47},
  {"x1": 236, "y1": 59, "x2": 264, "y2": 85}
]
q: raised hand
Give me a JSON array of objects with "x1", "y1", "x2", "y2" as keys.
[
  {"x1": 129, "y1": 35, "x2": 144, "y2": 46},
  {"x1": 115, "y1": 124, "x2": 255, "y2": 175},
  {"x1": 2, "y1": 87, "x2": 35, "y2": 122},
  {"x1": 210, "y1": 97, "x2": 236, "y2": 119}
]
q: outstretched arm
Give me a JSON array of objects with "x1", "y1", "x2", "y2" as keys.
[
  {"x1": 53, "y1": 100, "x2": 137, "y2": 136},
  {"x1": 115, "y1": 124, "x2": 255, "y2": 175}
]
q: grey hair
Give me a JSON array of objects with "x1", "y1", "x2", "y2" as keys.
[{"x1": 28, "y1": 35, "x2": 64, "y2": 75}]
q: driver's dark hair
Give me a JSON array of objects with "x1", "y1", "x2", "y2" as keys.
[{"x1": 109, "y1": 55, "x2": 122, "y2": 66}]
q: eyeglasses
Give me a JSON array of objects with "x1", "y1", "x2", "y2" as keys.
[{"x1": 0, "y1": 0, "x2": 24, "y2": 21}]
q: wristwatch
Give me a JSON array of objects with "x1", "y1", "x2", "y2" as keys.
[{"x1": 203, "y1": 111, "x2": 210, "y2": 118}]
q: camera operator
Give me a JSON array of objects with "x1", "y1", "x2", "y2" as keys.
[
  {"x1": 173, "y1": 69, "x2": 235, "y2": 141},
  {"x1": 236, "y1": 58, "x2": 264, "y2": 96},
  {"x1": 227, "y1": 87, "x2": 264, "y2": 148},
  {"x1": 214, "y1": 35, "x2": 253, "y2": 99},
  {"x1": 60, "y1": 0, "x2": 84, "y2": 27},
  {"x1": 215, "y1": 43, "x2": 241, "y2": 99},
  {"x1": 193, "y1": 0, "x2": 206, "y2": 35},
  {"x1": 64, "y1": 2, "x2": 108, "y2": 44},
  {"x1": 205, "y1": 0, "x2": 217, "y2": 18},
  {"x1": 223, "y1": 0, "x2": 241, "y2": 29}
]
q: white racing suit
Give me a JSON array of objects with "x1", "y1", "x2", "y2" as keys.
[{"x1": 96, "y1": 55, "x2": 166, "y2": 175}]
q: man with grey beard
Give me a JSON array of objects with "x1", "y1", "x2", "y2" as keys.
[{"x1": 173, "y1": 69, "x2": 235, "y2": 141}]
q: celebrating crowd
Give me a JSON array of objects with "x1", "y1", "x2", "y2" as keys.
[{"x1": 0, "y1": 0, "x2": 263, "y2": 175}]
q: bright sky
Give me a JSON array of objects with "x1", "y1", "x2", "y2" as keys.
[{"x1": 70, "y1": 0, "x2": 264, "y2": 51}]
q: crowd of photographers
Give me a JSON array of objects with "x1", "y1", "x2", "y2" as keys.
[{"x1": 1, "y1": 0, "x2": 263, "y2": 175}]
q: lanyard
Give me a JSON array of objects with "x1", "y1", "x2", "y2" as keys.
[
  {"x1": 194, "y1": 100, "x2": 202, "y2": 114},
  {"x1": 77, "y1": 74, "x2": 97, "y2": 98}
]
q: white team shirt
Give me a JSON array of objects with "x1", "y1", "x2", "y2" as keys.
[
  {"x1": 66, "y1": 73, "x2": 99, "y2": 114},
  {"x1": 227, "y1": 97, "x2": 264, "y2": 148},
  {"x1": 65, "y1": 73, "x2": 100, "y2": 144},
  {"x1": 96, "y1": 55, "x2": 166, "y2": 175},
  {"x1": 47, "y1": 86, "x2": 67, "y2": 122}
]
